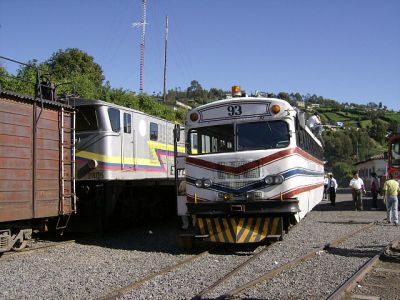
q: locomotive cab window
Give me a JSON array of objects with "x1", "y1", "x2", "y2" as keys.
[
  {"x1": 108, "y1": 108, "x2": 120, "y2": 132},
  {"x1": 123, "y1": 113, "x2": 131, "y2": 133},
  {"x1": 76, "y1": 106, "x2": 99, "y2": 131},
  {"x1": 150, "y1": 122, "x2": 158, "y2": 141}
]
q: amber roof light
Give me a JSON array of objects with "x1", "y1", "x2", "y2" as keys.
[
  {"x1": 271, "y1": 105, "x2": 281, "y2": 114},
  {"x1": 231, "y1": 85, "x2": 241, "y2": 97}
]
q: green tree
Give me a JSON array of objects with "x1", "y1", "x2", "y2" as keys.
[
  {"x1": 45, "y1": 48, "x2": 104, "y2": 98},
  {"x1": 186, "y1": 80, "x2": 205, "y2": 101}
]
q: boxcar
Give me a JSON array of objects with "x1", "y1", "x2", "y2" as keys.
[{"x1": 0, "y1": 90, "x2": 76, "y2": 252}]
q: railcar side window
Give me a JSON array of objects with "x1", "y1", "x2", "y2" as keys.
[
  {"x1": 76, "y1": 106, "x2": 99, "y2": 131},
  {"x1": 108, "y1": 108, "x2": 120, "y2": 132},
  {"x1": 123, "y1": 113, "x2": 131, "y2": 133},
  {"x1": 150, "y1": 122, "x2": 158, "y2": 141},
  {"x1": 237, "y1": 121, "x2": 289, "y2": 151}
]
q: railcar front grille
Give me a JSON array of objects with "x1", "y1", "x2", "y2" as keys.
[{"x1": 217, "y1": 161, "x2": 260, "y2": 180}]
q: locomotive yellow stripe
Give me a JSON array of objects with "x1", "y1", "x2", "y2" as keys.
[
  {"x1": 198, "y1": 218, "x2": 206, "y2": 235},
  {"x1": 205, "y1": 218, "x2": 216, "y2": 242},
  {"x1": 196, "y1": 217, "x2": 282, "y2": 243},
  {"x1": 76, "y1": 142, "x2": 185, "y2": 166},
  {"x1": 249, "y1": 217, "x2": 262, "y2": 243},
  {"x1": 222, "y1": 218, "x2": 234, "y2": 243},
  {"x1": 261, "y1": 218, "x2": 270, "y2": 239},
  {"x1": 271, "y1": 217, "x2": 280, "y2": 235},
  {"x1": 238, "y1": 218, "x2": 253, "y2": 243}
]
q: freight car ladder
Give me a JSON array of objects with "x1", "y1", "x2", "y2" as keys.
[{"x1": 57, "y1": 107, "x2": 76, "y2": 230}]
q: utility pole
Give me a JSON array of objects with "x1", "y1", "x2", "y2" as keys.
[
  {"x1": 163, "y1": 15, "x2": 168, "y2": 103},
  {"x1": 132, "y1": 0, "x2": 148, "y2": 93}
]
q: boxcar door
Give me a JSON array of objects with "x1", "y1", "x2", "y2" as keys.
[{"x1": 122, "y1": 112, "x2": 135, "y2": 172}]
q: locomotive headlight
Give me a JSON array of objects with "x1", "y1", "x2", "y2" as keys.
[
  {"x1": 264, "y1": 175, "x2": 275, "y2": 185},
  {"x1": 87, "y1": 159, "x2": 98, "y2": 169},
  {"x1": 274, "y1": 175, "x2": 284, "y2": 184},
  {"x1": 203, "y1": 179, "x2": 212, "y2": 188},
  {"x1": 195, "y1": 179, "x2": 203, "y2": 188}
]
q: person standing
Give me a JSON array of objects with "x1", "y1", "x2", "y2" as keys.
[
  {"x1": 323, "y1": 175, "x2": 329, "y2": 200},
  {"x1": 349, "y1": 171, "x2": 366, "y2": 211},
  {"x1": 382, "y1": 174, "x2": 399, "y2": 226},
  {"x1": 370, "y1": 172, "x2": 380, "y2": 210},
  {"x1": 328, "y1": 174, "x2": 338, "y2": 206}
]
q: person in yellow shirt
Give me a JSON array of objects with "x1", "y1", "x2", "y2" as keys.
[{"x1": 382, "y1": 174, "x2": 400, "y2": 226}]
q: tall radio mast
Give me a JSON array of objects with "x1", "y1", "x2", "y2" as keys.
[{"x1": 132, "y1": 0, "x2": 148, "y2": 93}]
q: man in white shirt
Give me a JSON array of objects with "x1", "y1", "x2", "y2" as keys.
[
  {"x1": 323, "y1": 175, "x2": 329, "y2": 200},
  {"x1": 349, "y1": 171, "x2": 366, "y2": 211},
  {"x1": 306, "y1": 112, "x2": 323, "y2": 136},
  {"x1": 328, "y1": 173, "x2": 338, "y2": 206}
]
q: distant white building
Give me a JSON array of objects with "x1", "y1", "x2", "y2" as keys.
[{"x1": 354, "y1": 154, "x2": 387, "y2": 189}]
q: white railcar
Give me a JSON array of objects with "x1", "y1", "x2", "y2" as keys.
[{"x1": 182, "y1": 87, "x2": 324, "y2": 243}]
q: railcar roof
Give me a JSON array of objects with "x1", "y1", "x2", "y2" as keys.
[
  {"x1": 75, "y1": 98, "x2": 175, "y2": 123},
  {"x1": 194, "y1": 96, "x2": 294, "y2": 110}
]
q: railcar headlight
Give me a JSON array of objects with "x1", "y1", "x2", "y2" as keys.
[
  {"x1": 203, "y1": 179, "x2": 212, "y2": 188},
  {"x1": 195, "y1": 179, "x2": 203, "y2": 188},
  {"x1": 264, "y1": 175, "x2": 284, "y2": 185},
  {"x1": 264, "y1": 176, "x2": 275, "y2": 185},
  {"x1": 274, "y1": 175, "x2": 284, "y2": 184}
]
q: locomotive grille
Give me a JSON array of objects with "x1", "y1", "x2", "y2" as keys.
[{"x1": 217, "y1": 161, "x2": 260, "y2": 180}]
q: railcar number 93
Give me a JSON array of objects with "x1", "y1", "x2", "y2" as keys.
[{"x1": 227, "y1": 105, "x2": 242, "y2": 116}]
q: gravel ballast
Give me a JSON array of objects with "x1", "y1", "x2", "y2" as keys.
[{"x1": 0, "y1": 191, "x2": 398, "y2": 300}]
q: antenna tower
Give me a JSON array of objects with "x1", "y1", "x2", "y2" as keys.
[{"x1": 133, "y1": 0, "x2": 148, "y2": 93}]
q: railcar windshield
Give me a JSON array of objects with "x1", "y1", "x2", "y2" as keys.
[
  {"x1": 187, "y1": 121, "x2": 289, "y2": 155},
  {"x1": 391, "y1": 140, "x2": 400, "y2": 167},
  {"x1": 76, "y1": 106, "x2": 99, "y2": 131}
]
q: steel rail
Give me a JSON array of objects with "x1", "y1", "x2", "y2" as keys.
[
  {"x1": 327, "y1": 239, "x2": 399, "y2": 300},
  {"x1": 191, "y1": 246, "x2": 270, "y2": 300},
  {"x1": 1, "y1": 239, "x2": 77, "y2": 258},
  {"x1": 96, "y1": 249, "x2": 213, "y2": 300},
  {"x1": 220, "y1": 220, "x2": 377, "y2": 299}
]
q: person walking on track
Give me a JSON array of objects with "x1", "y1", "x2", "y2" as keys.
[
  {"x1": 382, "y1": 173, "x2": 399, "y2": 226},
  {"x1": 328, "y1": 173, "x2": 338, "y2": 206},
  {"x1": 349, "y1": 171, "x2": 366, "y2": 211}
]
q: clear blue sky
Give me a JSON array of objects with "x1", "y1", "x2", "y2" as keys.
[{"x1": 1, "y1": 0, "x2": 399, "y2": 110}]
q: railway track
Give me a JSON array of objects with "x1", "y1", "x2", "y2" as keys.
[
  {"x1": 97, "y1": 248, "x2": 212, "y2": 300},
  {"x1": 196, "y1": 220, "x2": 382, "y2": 299},
  {"x1": 1, "y1": 238, "x2": 77, "y2": 258},
  {"x1": 94, "y1": 219, "x2": 385, "y2": 300},
  {"x1": 328, "y1": 240, "x2": 400, "y2": 300}
]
